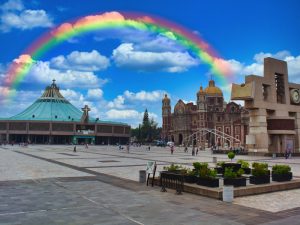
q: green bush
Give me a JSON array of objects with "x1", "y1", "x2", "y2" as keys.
[
  {"x1": 227, "y1": 151, "x2": 235, "y2": 161},
  {"x1": 208, "y1": 169, "x2": 217, "y2": 178},
  {"x1": 272, "y1": 165, "x2": 291, "y2": 175},
  {"x1": 224, "y1": 167, "x2": 244, "y2": 179},
  {"x1": 198, "y1": 167, "x2": 217, "y2": 179},
  {"x1": 193, "y1": 162, "x2": 208, "y2": 171},
  {"x1": 237, "y1": 159, "x2": 249, "y2": 169},
  {"x1": 252, "y1": 162, "x2": 268, "y2": 170},
  {"x1": 237, "y1": 168, "x2": 245, "y2": 176},
  {"x1": 216, "y1": 161, "x2": 225, "y2": 167},
  {"x1": 251, "y1": 162, "x2": 269, "y2": 177},
  {"x1": 224, "y1": 167, "x2": 237, "y2": 179},
  {"x1": 163, "y1": 163, "x2": 183, "y2": 172}
]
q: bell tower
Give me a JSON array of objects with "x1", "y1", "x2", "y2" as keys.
[
  {"x1": 162, "y1": 94, "x2": 171, "y2": 141},
  {"x1": 197, "y1": 85, "x2": 206, "y2": 112}
]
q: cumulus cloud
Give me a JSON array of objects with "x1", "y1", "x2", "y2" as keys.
[
  {"x1": 0, "y1": 0, "x2": 53, "y2": 32},
  {"x1": 215, "y1": 50, "x2": 300, "y2": 84},
  {"x1": 0, "y1": 0, "x2": 23, "y2": 11},
  {"x1": 124, "y1": 90, "x2": 164, "y2": 102},
  {"x1": 27, "y1": 61, "x2": 106, "y2": 88},
  {"x1": 107, "y1": 89, "x2": 167, "y2": 109},
  {"x1": 50, "y1": 50, "x2": 110, "y2": 71},
  {"x1": 107, "y1": 95, "x2": 125, "y2": 109},
  {"x1": 105, "y1": 109, "x2": 157, "y2": 120},
  {"x1": 112, "y1": 43, "x2": 199, "y2": 72},
  {"x1": 5, "y1": 54, "x2": 108, "y2": 89},
  {"x1": 87, "y1": 88, "x2": 103, "y2": 100}
]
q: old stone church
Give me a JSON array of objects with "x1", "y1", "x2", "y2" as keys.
[{"x1": 162, "y1": 79, "x2": 249, "y2": 148}]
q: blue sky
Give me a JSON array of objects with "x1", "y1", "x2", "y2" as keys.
[{"x1": 0, "y1": 0, "x2": 300, "y2": 127}]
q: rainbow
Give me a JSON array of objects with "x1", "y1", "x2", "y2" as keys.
[{"x1": 2, "y1": 11, "x2": 233, "y2": 101}]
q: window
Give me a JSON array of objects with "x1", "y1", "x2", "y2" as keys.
[{"x1": 275, "y1": 73, "x2": 285, "y2": 103}]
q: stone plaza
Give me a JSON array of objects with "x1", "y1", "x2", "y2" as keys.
[{"x1": 1, "y1": 144, "x2": 300, "y2": 224}]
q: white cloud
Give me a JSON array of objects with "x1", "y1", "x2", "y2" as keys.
[
  {"x1": 87, "y1": 88, "x2": 103, "y2": 100},
  {"x1": 1, "y1": 0, "x2": 23, "y2": 11},
  {"x1": 107, "y1": 95, "x2": 125, "y2": 109},
  {"x1": 215, "y1": 51, "x2": 300, "y2": 84},
  {"x1": 0, "y1": 0, "x2": 53, "y2": 32},
  {"x1": 50, "y1": 50, "x2": 110, "y2": 71},
  {"x1": 105, "y1": 109, "x2": 158, "y2": 120},
  {"x1": 112, "y1": 43, "x2": 199, "y2": 73},
  {"x1": 27, "y1": 61, "x2": 105, "y2": 88},
  {"x1": 6, "y1": 54, "x2": 108, "y2": 89},
  {"x1": 124, "y1": 90, "x2": 164, "y2": 102}
]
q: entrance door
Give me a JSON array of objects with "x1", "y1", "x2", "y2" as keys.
[{"x1": 179, "y1": 134, "x2": 183, "y2": 145}]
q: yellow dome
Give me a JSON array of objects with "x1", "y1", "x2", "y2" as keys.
[{"x1": 204, "y1": 80, "x2": 223, "y2": 95}]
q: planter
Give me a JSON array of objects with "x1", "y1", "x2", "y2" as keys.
[
  {"x1": 161, "y1": 170, "x2": 184, "y2": 174},
  {"x1": 249, "y1": 175, "x2": 270, "y2": 184},
  {"x1": 272, "y1": 172, "x2": 293, "y2": 182},
  {"x1": 224, "y1": 177, "x2": 246, "y2": 187},
  {"x1": 215, "y1": 167, "x2": 224, "y2": 174},
  {"x1": 197, "y1": 177, "x2": 219, "y2": 188},
  {"x1": 223, "y1": 163, "x2": 241, "y2": 172},
  {"x1": 184, "y1": 175, "x2": 197, "y2": 183},
  {"x1": 242, "y1": 168, "x2": 251, "y2": 174}
]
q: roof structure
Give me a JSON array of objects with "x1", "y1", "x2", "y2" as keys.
[{"x1": 4, "y1": 80, "x2": 126, "y2": 125}]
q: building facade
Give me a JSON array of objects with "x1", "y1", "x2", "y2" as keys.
[
  {"x1": 232, "y1": 57, "x2": 300, "y2": 153},
  {"x1": 162, "y1": 79, "x2": 249, "y2": 148},
  {"x1": 0, "y1": 81, "x2": 130, "y2": 145}
]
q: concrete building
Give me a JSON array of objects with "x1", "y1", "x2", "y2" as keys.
[
  {"x1": 231, "y1": 57, "x2": 300, "y2": 153},
  {"x1": 162, "y1": 79, "x2": 249, "y2": 147},
  {"x1": 0, "y1": 81, "x2": 130, "y2": 145}
]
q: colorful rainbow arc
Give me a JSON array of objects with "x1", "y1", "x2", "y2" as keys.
[{"x1": 3, "y1": 11, "x2": 233, "y2": 101}]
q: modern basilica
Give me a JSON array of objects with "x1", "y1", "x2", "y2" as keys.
[{"x1": 0, "y1": 80, "x2": 130, "y2": 145}]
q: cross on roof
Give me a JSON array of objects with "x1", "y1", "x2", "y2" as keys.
[{"x1": 82, "y1": 105, "x2": 91, "y2": 115}]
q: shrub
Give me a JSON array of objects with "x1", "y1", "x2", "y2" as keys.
[
  {"x1": 224, "y1": 167, "x2": 237, "y2": 179},
  {"x1": 216, "y1": 161, "x2": 225, "y2": 167},
  {"x1": 193, "y1": 162, "x2": 208, "y2": 171},
  {"x1": 237, "y1": 159, "x2": 249, "y2": 169},
  {"x1": 208, "y1": 168, "x2": 217, "y2": 178},
  {"x1": 252, "y1": 162, "x2": 269, "y2": 177},
  {"x1": 224, "y1": 167, "x2": 244, "y2": 179},
  {"x1": 227, "y1": 151, "x2": 235, "y2": 161},
  {"x1": 272, "y1": 165, "x2": 291, "y2": 175},
  {"x1": 252, "y1": 162, "x2": 268, "y2": 170},
  {"x1": 236, "y1": 168, "x2": 245, "y2": 176},
  {"x1": 163, "y1": 163, "x2": 183, "y2": 172},
  {"x1": 198, "y1": 167, "x2": 218, "y2": 179}
]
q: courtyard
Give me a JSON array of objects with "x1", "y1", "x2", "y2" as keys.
[{"x1": 1, "y1": 144, "x2": 300, "y2": 224}]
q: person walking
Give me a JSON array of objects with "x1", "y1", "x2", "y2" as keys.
[
  {"x1": 196, "y1": 147, "x2": 199, "y2": 156},
  {"x1": 171, "y1": 145, "x2": 174, "y2": 154},
  {"x1": 73, "y1": 146, "x2": 76, "y2": 152},
  {"x1": 192, "y1": 147, "x2": 195, "y2": 156}
]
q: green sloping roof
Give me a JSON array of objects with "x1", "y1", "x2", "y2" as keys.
[
  {"x1": 9, "y1": 98, "x2": 83, "y2": 121},
  {"x1": 4, "y1": 81, "x2": 128, "y2": 126}
]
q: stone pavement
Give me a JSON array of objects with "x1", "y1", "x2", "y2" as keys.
[{"x1": 1, "y1": 144, "x2": 300, "y2": 224}]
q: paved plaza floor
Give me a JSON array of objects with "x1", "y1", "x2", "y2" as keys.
[{"x1": 1, "y1": 144, "x2": 300, "y2": 224}]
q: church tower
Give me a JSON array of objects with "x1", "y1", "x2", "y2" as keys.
[
  {"x1": 162, "y1": 94, "x2": 171, "y2": 141},
  {"x1": 197, "y1": 85, "x2": 206, "y2": 112}
]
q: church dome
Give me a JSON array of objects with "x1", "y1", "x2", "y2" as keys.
[{"x1": 204, "y1": 80, "x2": 223, "y2": 95}]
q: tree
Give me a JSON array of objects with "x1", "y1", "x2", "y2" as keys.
[{"x1": 130, "y1": 109, "x2": 162, "y2": 143}]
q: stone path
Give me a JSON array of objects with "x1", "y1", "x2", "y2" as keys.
[{"x1": 1, "y1": 144, "x2": 300, "y2": 224}]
